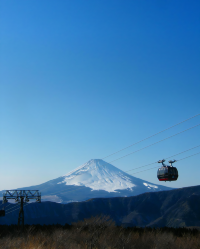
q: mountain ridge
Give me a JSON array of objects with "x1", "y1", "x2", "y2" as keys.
[{"x1": 1, "y1": 185, "x2": 199, "y2": 227}]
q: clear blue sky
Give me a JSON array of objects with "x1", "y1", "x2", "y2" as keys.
[{"x1": 0, "y1": 0, "x2": 200, "y2": 190}]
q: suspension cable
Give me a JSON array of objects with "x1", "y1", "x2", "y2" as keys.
[
  {"x1": 125, "y1": 144, "x2": 200, "y2": 172},
  {"x1": 5, "y1": 151, "x2": 200, "y2": 216},
  {"x1": 130, "y1": 151, "x2": 200, "y2": 175},
  {"x1": 3, "y1": 133, "x2": 200, "y2": 207},
  {"x1": 31, "y1": 145, "x2": 200, "y2": 199},
  {"x1": 108, "y1": 123, "x2": 200, "y2": 164},
  {"x1": 5, "y1": 202, "x2": 33, "y2": 215},
  {"x1": 102, "y1": 114, "x2": 200, "y2": 159}
]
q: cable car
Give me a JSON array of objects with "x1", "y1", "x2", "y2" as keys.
[{"x1": 157, "y1": 159, "x2": 178, "y2": 182}]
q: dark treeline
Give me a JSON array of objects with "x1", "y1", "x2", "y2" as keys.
[
  {"x1": 0, "y1": 223, "x2": 199, "y2": 238},
  {"x1": 0, "y1": 216, "x2": 199, "y2": 249}
]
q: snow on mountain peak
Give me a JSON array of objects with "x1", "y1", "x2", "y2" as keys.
[
  {"x1": 58, "y1": 159, "x2": 136, "y2": 192},
  {"x1": 4, "y1": 159, "x2": 170, "y2": 204}
]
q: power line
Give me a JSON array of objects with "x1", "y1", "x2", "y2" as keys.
[
  {"x1": 108, "y1": 123, "x2": 200, "y2": 164},
  {"x1": 48, "y1": 143, "x2": 200, "y2": 197},
  {"x1": 5, "y1": 203, "x2": 13, "y2": 209},
  {"x1": 4, "y1": 121, "x2": 200, "y2": 217},
  {"x1": 0, "y1": 202, "x2": 15, "y2": 209},
  {"x1": 6, "y1": 202, "x2": 32, "y2": 215},
  {"x1": 5, "y1": 151, "x2": 200, "y2": 217},
  {"x1": 177, "y1": 151, "x2": 200, "y2": 162},
  {"x1": 2, "y1": 116, "x2": 199, "y2": 205},
  {"x1": 4, "y1": 202, "x2": 18, "y2": 210},
  {"x1": 130, "y1": 151, "x2": 200, "y2": 175},
  {"x1": 6, "y1": 204, "x2": 19, "y2": 212},
  {"x1": 3, "y1": 123, "x2": 199, "y2": 207},
  {"x1": 41, "y1": 185, "x2": 84, "y2": 198},
  {"x1": 6, "y1": 205, "x2": 21, "y2": 215},
  {"x1": 1, "y1": 142, "x2": 200, "y2": 206},
  {"x1": 48, "y1": 123, "x2": 200, "y2": 197},
  {"x1": 5, "y1": 151, "x2": 200, "y2": 216},
  {"x1": 102, "y1": 114, "x2": 200, "y2": 159},
  {"x1": 95, "y1": 147, "x2": 200, "y2": 187},
  {"x1": 37, "y1": 145, "x2": 200, "y2": 199},
  {"x1": 125, "y1": 145, "x2": 200, "y2": 173},
  {"x1": 45, "y1": 123, "x2": 200, "y2": 197}
]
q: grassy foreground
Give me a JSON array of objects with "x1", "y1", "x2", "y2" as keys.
[{"x1": 0, "y1": 216, "x2": 199, "y2": 249}]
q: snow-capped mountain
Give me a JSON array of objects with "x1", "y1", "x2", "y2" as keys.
[
  {"x1": 0, "y1": 159, "x2": 172, "y2": 203},
  {"x1": 58, "y1": 159, "x2": 137, "y2": 192}
]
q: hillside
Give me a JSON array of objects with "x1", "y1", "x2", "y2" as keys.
[{"x1": 1, "y1": 185, "x2": 200, "y2": 227}]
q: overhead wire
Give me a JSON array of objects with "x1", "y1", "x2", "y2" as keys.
[
  {"x1": 5, "y1": 204, "x2": 21, "y2": 215},
  {"x1": 5, "y1": 202, "x2": 35, "y2": 216},
  {"x1": 0, "y1": 201, "x2": 16, "y2": 210},
  {"x1": 108, "y1": 123, "x2": 200, "y2": 164},
  {"x1": 125, "y1": 144, "x2": 200, "y2": 173},
  {"x1": 5, "y1": 203, "x2": 20, "y2": 212},
  {"x1": 3, "y1": 114, "x2": 200, "y2": 214},
  {"x1": 5, "y1": 203, "x2": 14, "y2": 209},
  {"x1": 177, "y1": 151, "x2": 200, "y2": 162},
  {"x1": 4, "y1": 151, "x2": 200, "y2": 216},
  {"x1": 29, "y1": 145, "x2": 200, "y2": 200},
  {"x1": 102, "y1": 114, "x2": 200, "y2": 159},
  {"x1": 2, "y1": 116, "x2": 200, "y2": 213},
  {"x1": 130, "y1": 151, "x2": 200, "y2": 176},
  {"x1": 40, "y1": 185, "x2": 84, "y2": 198},
  {"x1": 82, "y1": 147, "x2": 200, "y2": 188},
  {"x1": 2, "y1": 140, "x2": 200, "y2": 206}
]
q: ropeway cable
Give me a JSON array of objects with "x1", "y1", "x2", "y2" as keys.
[
  {"x1": 0, "y1": 201, "x2": 15, "y2": 209},
  {"x1": 5, "y1": 201, "x2": 37, "y2": 216},
  {"x1": 102, "y1": 114, "x2": 200, "y2": 159},
  {"x1": 5, "y1": 202, "x2": 31, "y2": 215},
  {"x1": 125, "y1": 144, "x2": 200, "y2": 173},
  {"x1": 49, "y1": 150, "x2": 200, "y2": 198},
  {"x1": 47, "y1": 123, "x2": 200, "y2": 196},
  {"x1": 2, "y1": 117, "x2": 200, "y2": 205},
  {"x1": 4, "y1": 142, "x2": 200, "y2": 206},
  {"x1": 177, "y1": 151, "x2": 200, "y2": 162},
  {"x1": 5, "y1": 203, "x2": 13, "y2": 209},
  {"x1": 0, "y1": 203, "x2": 19, "y2": 214},
  {"x1": 108, "y1": 123, "x2": 200, "y2": 164},
  {"x1": 33, "y1": 145, "x2": 200, "y2": 199},
  {"x1": 2, "y1": 116, "x2": 200, "y2": 211},
  {"x1": 39, "y1": 142, "x2": 200, "y2": 197},
  {"x1": 5, "y1": 204, "x2": 21, "y2": 215},
  {"x1": 4, "y1": 203, "x2": 20, "y2": 212},
  {"x1": 4, "y1": 127, "x2": 200, "y2": 208},
  {"x1": 130, "y1": 151, "x2": 200, "y2": 176},
  {"x1": 88, "y1": 148, "x2": 200, "y2": 187},
  {"x1": 5, "y1": 151, "x2": 200, "y2": 216}
]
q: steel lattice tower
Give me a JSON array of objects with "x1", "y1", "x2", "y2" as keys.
[{"x1": 3, "y1": 190, "x2": 41, "y2": 230}]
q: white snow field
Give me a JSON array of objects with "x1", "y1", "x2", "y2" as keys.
[{"x1": 58, "y1": 159, "x2": 137, "y2": 192}]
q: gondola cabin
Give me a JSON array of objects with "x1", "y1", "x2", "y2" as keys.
[{"x1": 157, "y1": 159, "x2": 178, "y2": 182}]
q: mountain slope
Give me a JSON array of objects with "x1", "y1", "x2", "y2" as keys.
[
  {"x1": 0, "y1": 159, "x2": 172, "y2": 203},
  {"x1": 59, "y1": 159, "x2": 137, "y2": 192},
  {"x1": 1, "y1": 185, "x2": 200, "y2": 227}
]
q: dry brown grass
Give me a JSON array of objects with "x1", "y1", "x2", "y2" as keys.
[{"x1": 0, "y1": 216, "x2": 199, "y2": 249}]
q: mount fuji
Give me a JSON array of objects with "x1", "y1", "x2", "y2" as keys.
[{"x1": 0, "y1": 159, "x2": 172, "y2": 203}]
